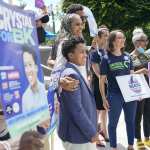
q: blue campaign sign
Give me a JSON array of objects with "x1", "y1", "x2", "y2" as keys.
[
  {"x1": 46, "y1": 69, "x2": 62, "y2": 135},
  {"x1": 0, "y1": 1, "x2": 51, "y2": 137},
  {"x1": 47, "y1": 86, "x2": 57, "y2": 134}
]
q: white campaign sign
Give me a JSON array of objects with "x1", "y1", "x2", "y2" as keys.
[{"x1": 116, "y1": 74, "x2": 150, "y2": 102}]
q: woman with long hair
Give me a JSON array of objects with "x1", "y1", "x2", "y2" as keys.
[
  {"x1": 99, "y1": 30, "x2": 148, "y2": 150},
  {"x1": 90, "y1": 26, "x2": 109, "y2": 145}
]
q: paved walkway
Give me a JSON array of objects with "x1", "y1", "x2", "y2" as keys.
[{"x1": 50, "y1": 111, "x2": 147, "y2": 150}]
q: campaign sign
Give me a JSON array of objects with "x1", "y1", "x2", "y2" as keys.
[
  {"x1": 46, "y1": 69, "x2": 62, "y2": 135},
  {"x1": 47, "y1": 85, "x2": 58, "y2": 135},
  {"x1": 116, "y1": 74, "x2": 150, "y2": 102},
  {"x1": 0, "y1": 2, "x2": 50, "y2": 137}
]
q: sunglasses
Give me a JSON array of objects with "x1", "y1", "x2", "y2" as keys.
[{"x1": 80, "y1": 16, "x2": 88, "y2": 22}]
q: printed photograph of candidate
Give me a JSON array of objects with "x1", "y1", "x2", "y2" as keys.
[{"x1": 22, "y1": 45, "x2": 48, "y2": 113}]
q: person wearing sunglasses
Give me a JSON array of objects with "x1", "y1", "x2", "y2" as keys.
[{"x1": 66, "y1": 4, "x2": 88, "y2": 25}]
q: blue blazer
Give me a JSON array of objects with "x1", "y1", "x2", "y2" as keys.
[{"x1": 58, "y1": 62, "x2": 97, "y2": 144}]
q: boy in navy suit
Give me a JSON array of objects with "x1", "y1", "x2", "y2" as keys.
[{"x1": 58, "y1": 37, "x2": 99, "y2": 150}]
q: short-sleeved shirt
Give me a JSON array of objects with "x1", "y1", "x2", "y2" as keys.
[
  {"x1": 90, "y1": 49, "x2": 106, "y2": 65},
  {"x1": 90, "y1": 48, "x2": 106, "y2": 90},
  {"x1": 90, "y1": 48, "x2": 106, "y2": 79},
  {"x1": 100, "y1": 52, "x2": 133, "y2": 93}
]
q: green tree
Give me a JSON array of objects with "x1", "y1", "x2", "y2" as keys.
[{"x1": 62, "y1": 0, "x2": 150, "y2": 51}]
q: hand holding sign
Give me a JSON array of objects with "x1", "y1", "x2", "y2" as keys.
[
  {"x1": 0, "y1": 2, "x2": 50, "y2": 138},
  {"x1": 116, "y1": 74, "x2": 150, "y2": 102}
]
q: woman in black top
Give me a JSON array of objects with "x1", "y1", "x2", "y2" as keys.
[{"x1": 90, "y1": 26, "x2": 109, "y2": 142}]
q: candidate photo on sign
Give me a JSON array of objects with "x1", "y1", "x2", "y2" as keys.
[{"x1": 22, "y1": 45, "x2": 48, "y2": 113}]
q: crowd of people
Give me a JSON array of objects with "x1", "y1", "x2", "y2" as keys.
[
  {"x1": 47, "y1": 3, "x2": 150, "y2": 150},
  {"x1": 0, "y1": 2, "x2": 150, "y2": 150}
]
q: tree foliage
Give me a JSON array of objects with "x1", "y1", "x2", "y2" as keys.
[{"x1": 62, "y1": 0, "x2": 150, "y2": 51}]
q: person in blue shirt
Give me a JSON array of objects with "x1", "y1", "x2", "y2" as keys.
[
  {"x1": 22, "y1": 46, "x2": 48, "y2": 113},
  {"x1": 99, "y1": 30, "x2": 148, "y2": 150}
]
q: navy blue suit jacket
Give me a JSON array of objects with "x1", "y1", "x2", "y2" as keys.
[{"x1": 58, "y1": 62, "x2": 97, "y2": 144}]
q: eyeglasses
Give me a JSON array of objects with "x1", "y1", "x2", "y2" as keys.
[
  {"x1": 137, "y1": 39, "x2": 149, "y2": 42},
  {"x1": 116, "y1": 36, "x2": 126, "y2": 40},
  {"x1": 80, "y1": 16, "x2": 88, "y2": 22}
]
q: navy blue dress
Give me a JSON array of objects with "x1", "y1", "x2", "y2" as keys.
[{"x1": 90, "y1": 49, "x2": 106, "y2": 110}]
